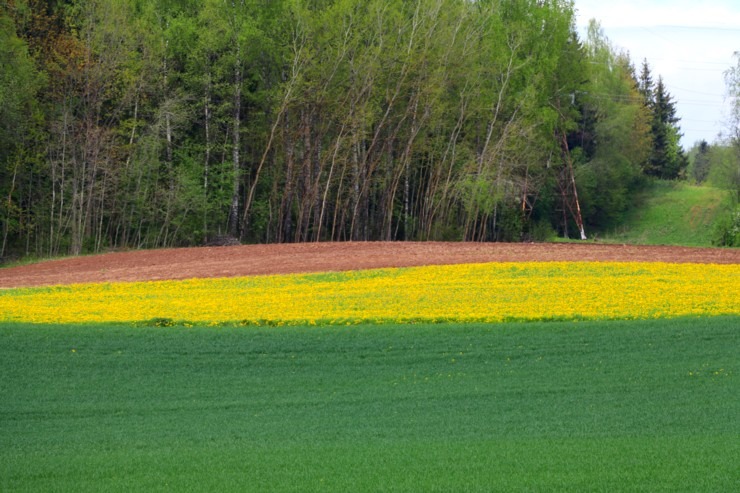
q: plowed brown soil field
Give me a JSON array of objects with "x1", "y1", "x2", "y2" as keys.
[{"x1": 1, "y1": 242, "x2": 738, "y2": 288}]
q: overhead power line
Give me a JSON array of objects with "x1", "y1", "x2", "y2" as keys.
[
  {"x1": 664, "y1": 84, "x2": 724, "y2": 98},
  {"x1": 653, "y1": 24, "x2": 740, "y2": 32}
]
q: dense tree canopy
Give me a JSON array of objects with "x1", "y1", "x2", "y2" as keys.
[{"x1": 0, "y1": 0, "x2": 698, "y2": 258}]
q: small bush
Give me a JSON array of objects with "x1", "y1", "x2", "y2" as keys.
[
  {"x1": 526, "y1": 219, "x2": 556, "y2": 242},
  {"x1": 144, "y1": 317, "x2": 177, "y2": 327},
  {"x1": 712, "y1": 206, "x2": 740, "y2": 247}
]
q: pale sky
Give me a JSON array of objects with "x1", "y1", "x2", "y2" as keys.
[{"x1": 574, "y1": 0, "x2": 740, "y2": 148}]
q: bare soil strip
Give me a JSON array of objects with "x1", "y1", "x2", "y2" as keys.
[{"x1": 1, "y1": 242, "x2": 738, "y2": 288}]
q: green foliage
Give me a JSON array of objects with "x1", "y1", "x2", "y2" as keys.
[
  {"x1": 645, "y1": 76, "x2": 688, "y2": 179},
  {"x1": 689, "y1": 140, "x2": 712, "y2": 184},
  {"x1": 725, "y1": 52, "x2": 740, "y2": 145},
  {"x1": 141, "y1": 317, "x2": 176, "y2": 327},
  {"x1": 1, "y1": 317, "x2": 738, "y2": 491},
  {"x1": 0, "y1": 8, "x2": 45, "y2": 257},
  {"x1": 575, "y1": 22, "x2": 650, "y2": 231},
  {"x1": 0, "y1": 13, "x2": 41, "y2": 154},
  {"x1": 712, "y1": 205, "x2": 740, "y2": 247},
  {"x1": 525, "y1": 218, "x2": 556, "y2": 242},
  {"x1": 495, "y1": 202, "x2": 524, "y2": 242},
  {"x1": 707, "y1": 143, "x2": 740, "y2": 204},
  {"x1": 578, "y1": 155, "x2": 641, "y2": 228},
  {"x1": 2, "y1": 0, "x2": 714, "y2": 256}
]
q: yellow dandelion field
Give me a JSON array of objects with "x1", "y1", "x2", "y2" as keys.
[{"x1": 1, "y1": 261, "x2": 738, "y2": 325}]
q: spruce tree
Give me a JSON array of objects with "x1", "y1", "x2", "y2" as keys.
[
  {"x1": 691, "y1": 140, "x2": 711, "y2": 184},
  {"x1": 638, "y1": 58, "x2": 654, "y2": 105},
  {"x1": 646, "y1": 77, "x2": 688, "y2": 179}
]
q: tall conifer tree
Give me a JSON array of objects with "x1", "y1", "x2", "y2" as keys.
[{"x1": 646, "y1": 77, "x2": 687, "y2": 179}]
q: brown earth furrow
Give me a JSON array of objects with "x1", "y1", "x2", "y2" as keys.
[{"x1": 1, "y1": 241, "x2": 738, "y2": 288}]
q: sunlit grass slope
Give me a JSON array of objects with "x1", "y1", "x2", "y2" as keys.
[
  {"x1": 1, "y1": 261, "x2": 738, "y2": 325},
  {"x1": 1, "y1": 318, "x2": 737, "y2": 492},
  {"x1": 602, "y1": 181, "x2": 729, "y2": 246}
]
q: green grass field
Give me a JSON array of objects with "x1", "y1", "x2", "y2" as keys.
[
  {"x1": 2, "y1": 317, "x2": 738, "y2": 492},
  {"x1": 600, "y1": 181, "x2": 729, "y2": 246}
]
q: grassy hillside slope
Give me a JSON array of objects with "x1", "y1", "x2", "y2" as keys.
[{"x1": 600, "y1": 181, "x2": 729, "y2": 246}]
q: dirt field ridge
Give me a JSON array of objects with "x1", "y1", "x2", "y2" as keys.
[{"x1": 1, "y1": 241, "x2": 738, "y2": 288}]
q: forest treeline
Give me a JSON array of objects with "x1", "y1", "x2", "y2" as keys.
[{"x1": 0, "y1": 0, "x2": 722, "y2": 258}]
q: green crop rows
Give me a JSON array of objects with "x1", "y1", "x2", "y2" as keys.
[{"x1": 1, "y1": 317, "x2": 738, "y2": 492}]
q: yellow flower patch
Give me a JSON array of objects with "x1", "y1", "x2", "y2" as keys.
[{"x1": 1, "y1": 262, "x2": 737, "y2": 325}]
